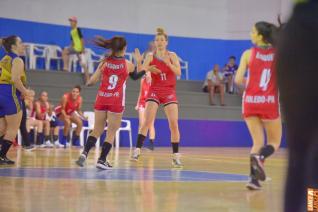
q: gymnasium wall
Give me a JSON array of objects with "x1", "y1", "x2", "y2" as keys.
[
  {"x1": 100, "y1": 118, "x2": 287, "y2": 148},
  {"x1": 0, "y1": 0, "x2": 293, "y2": 80}
]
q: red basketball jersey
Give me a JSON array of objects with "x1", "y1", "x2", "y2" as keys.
[
  {"x1": 140, "y1": 77, "x2": 151, "y2": 101},
  {"x1": 243, "y1": 47, "x2": 279, "y2": 117},
  {"x1": 95, "y1": 56, "x2": 128, "y2": 106},
  {"x1": 149, "y1": 52, "x2": 176, "y2": 90},
  {"x1": 64, "y1": 93, "x2": 82, "y2": 115},
  {"x1": 55, "y1": 93, "x2": 82, "y2": 115},
  {"x1": 36, "y1": 101, "x2": 49, "y2": 120}
]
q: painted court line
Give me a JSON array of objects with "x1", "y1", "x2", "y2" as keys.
[{"x1": 0, "y1": 167, "x2": 249, "y2": 182}]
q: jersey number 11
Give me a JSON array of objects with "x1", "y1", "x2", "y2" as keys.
[{"x1": 160, "y1": 73, "x2": 167, "y2": 81}]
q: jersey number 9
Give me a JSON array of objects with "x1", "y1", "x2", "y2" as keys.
[{"x1": 107, "y1": 75, "x2": 119, "y2": 90}]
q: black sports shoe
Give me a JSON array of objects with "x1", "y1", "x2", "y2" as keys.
[
  {"x1": 23, "y1": 145, "x2": 36, "y2": 151},
  {"x1": 251, "y1": 154, "x2": 266, "y2": 181},
  {"x1": 0, "y1": 156, "x2": 15, "y2": 165},
  {"x1": 96, "y1": 159, "x2": 112, "y2": 170},
  {"x1": 146, "y1": 141, "x2": 154, "y2": 151},
  {"x1": 246, "y1": 178, "x2": 261, "y2": 190}
]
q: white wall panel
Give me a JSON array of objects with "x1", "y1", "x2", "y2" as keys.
[{"x1": 0, "y1": 0, "x2": 293, "y2": 39}]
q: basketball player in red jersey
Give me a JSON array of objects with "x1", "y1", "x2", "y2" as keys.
[
  {"x1": 75, "y1": 36, "x2": 160, "y2": 170},
  {"x1": 235, "y1": 22, "x2": 281, "y2": 190},
  {"x1": 132, "y1": 28, "x2": 183, "y2": 168},
  {"x1": 136, "y1": 71, "x2": 156, "y2": 150},
  {"x1": 34, "y1": 91, "x2": 54, "y2": 147},
  {"x1": 54, "y1": 85, "x2": 84, "y2": 147}
]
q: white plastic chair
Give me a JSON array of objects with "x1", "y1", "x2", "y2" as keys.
[
  {"x1": 44, "y1": 45, "x2": 62, "y2": 70},
  {"x1": 69, "y1": 48, "x2": 101, "y2": 73},
  {"x1": 24, "y1": 43, "x2": 32, "y2": 69},
  {"x1": 69, "y1": 54, "x2": 79, "y2": 72},
  {"x1": 81, "y1": 112, "x2": 132, "y2": 148},
  {"x1": 84, "y1": 48, "x2": 103, "y2": 74},
  {"x1": 24, "y1": 43, "x2": 47, "y2": 70},
  {"x1": 81, "y1": 111, "x2": 101, "y2": 147},
  {"x1": 115, "y1": 119, "x2": 132, "y2": 149},
  {"x1": 177, "y1": 56, "x2": 189, "y2": 80}
]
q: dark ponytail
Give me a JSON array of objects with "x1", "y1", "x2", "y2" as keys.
[
  {"x1": 255, "y1": 22, "x2": 278, "y2": 46},
  {"x1": 93, "y1": 36, "x2": 126, "y2": 56},
  {"x1": 0, "y1": 35, "x2": 18, "y2": 53}
]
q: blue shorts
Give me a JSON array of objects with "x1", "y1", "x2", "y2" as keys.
[{"x1": 0, "y1": 84, "x2": 22, "y2": 117}]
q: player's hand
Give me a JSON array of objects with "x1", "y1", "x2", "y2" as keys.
[
  {"x1": 85, "y1": 79, "x2": 92, "y2": 86},
  {"x1": 147, "y1": 65, "x2": 161, "y2": 74},
  {"x1": 163, "y1": 54, "x2": 172, "y2": 66},
  {"x1": 23, "y1": 89, "x2": 33, "y2": 98},
  {"x1": 145, "y1": 72, "x2": 152, "y2": 83},
  {"x1": 133, "y1": 48, "x2": 143, "y2": 64},
  {"x1": 135, "y1": 105, "x2": 139, "y2": 111}
]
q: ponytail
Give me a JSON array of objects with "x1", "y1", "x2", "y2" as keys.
[
  {"x1": 93, "y1": 35, "x2": 126, "y2": 56},
  {"x1": 156, "y1": 27, "x2": 168, "y2": 40},
  {"x1": 255, "y1": 22, "x2": 278, "y2": 46},
  {"x1": 0, "y1": 35, "x2": 18, "y2": 53}
]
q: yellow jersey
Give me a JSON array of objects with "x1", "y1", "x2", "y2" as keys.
[
  {"x1": 0, "y1": 52, "x2": 27, "y2": 85},
  {"x1": 70, "y1": 28, "x2": 83, "y2": 52}
]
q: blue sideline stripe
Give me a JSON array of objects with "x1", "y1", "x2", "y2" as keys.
[{"x1": 0, "y1": 168, "x2": 249, "y2": 182}]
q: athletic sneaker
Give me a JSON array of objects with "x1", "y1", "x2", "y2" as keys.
[
  {"x1": 246, "y1": 178, "x2": 261, "y2": 190},
  {"x1": 146, "y1": 141, "x2": 154, "y2": 151},
  {"x1": 65, "y1": 142, "x2": 71, "y2": 148},
  {"x1": 75, "y1": 153, "x2": 87, "y2": 167},
  {"x1": 54, "y1": 141, "x2": 64, "y2": 148},
  {"x1": 172, "y1": 153, "x2": 183, "y2": 168},
  {"x1": 251, "y1": 154, "x2": 266, "y2": 181},
  {"x1": 40, "y1": 141, "x2": 54, "y2": 148},
  {"x1": 0, "y1": 156, "x2": 15, "y2": 165},
  {"x1": 96, "y1": 159, "x2": 112, "y2": 170},
  {"x1": 131, "y1": 148, "x2": 141, "y2": 161},
  {"x1": 45, "y1": 141, "x2": 54, "y2": 148},
  {"x1": 22, "y1": 145, "x2": 36, "y2": 151}
]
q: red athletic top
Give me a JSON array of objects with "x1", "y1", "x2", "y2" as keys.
[
  {"x1": 55, "y1": 93, "x2": 82, "y2": 115},
  {"x1": 36, "y1": 101, "x2": 49, "y2": 120},
  {"x1": 149, "y1": 52, "x2": 176, "y2": 90},
  {"x1": 139, "y1": 77, "x2": 151, "y2": 104},
  {"x1": 243, "y1": 47, "x2": 279, "y2": 115},
  {"x1": 26, "y1": 102, "x2": 36, "y2": 119},
  {"x1": 95, "y1": 56, "x2": 128, "y2": 106}
]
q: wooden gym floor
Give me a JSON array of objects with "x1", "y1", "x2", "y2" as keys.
[{"x1": 0, "y1": 147, "x2": 286, "y2": 212}]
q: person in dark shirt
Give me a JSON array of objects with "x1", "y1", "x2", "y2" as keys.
[
  {"x1": 276, "y1": 1, "x2": 318, "y2": 211},
  {"x1": 223, "y1": 56, "x2": 238, "y2": 94}
]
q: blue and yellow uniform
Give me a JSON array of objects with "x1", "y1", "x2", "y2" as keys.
[{"x1": 0, "y1": 52, "x2": 26, "y2": 117}]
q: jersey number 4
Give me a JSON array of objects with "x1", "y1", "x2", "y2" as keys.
[
  {"x1": 259, "y1": 68, "x2": 271, "y2": 91},
  {"x1": 107, "y1": 75, "x2": 119, "y2": 90}
]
